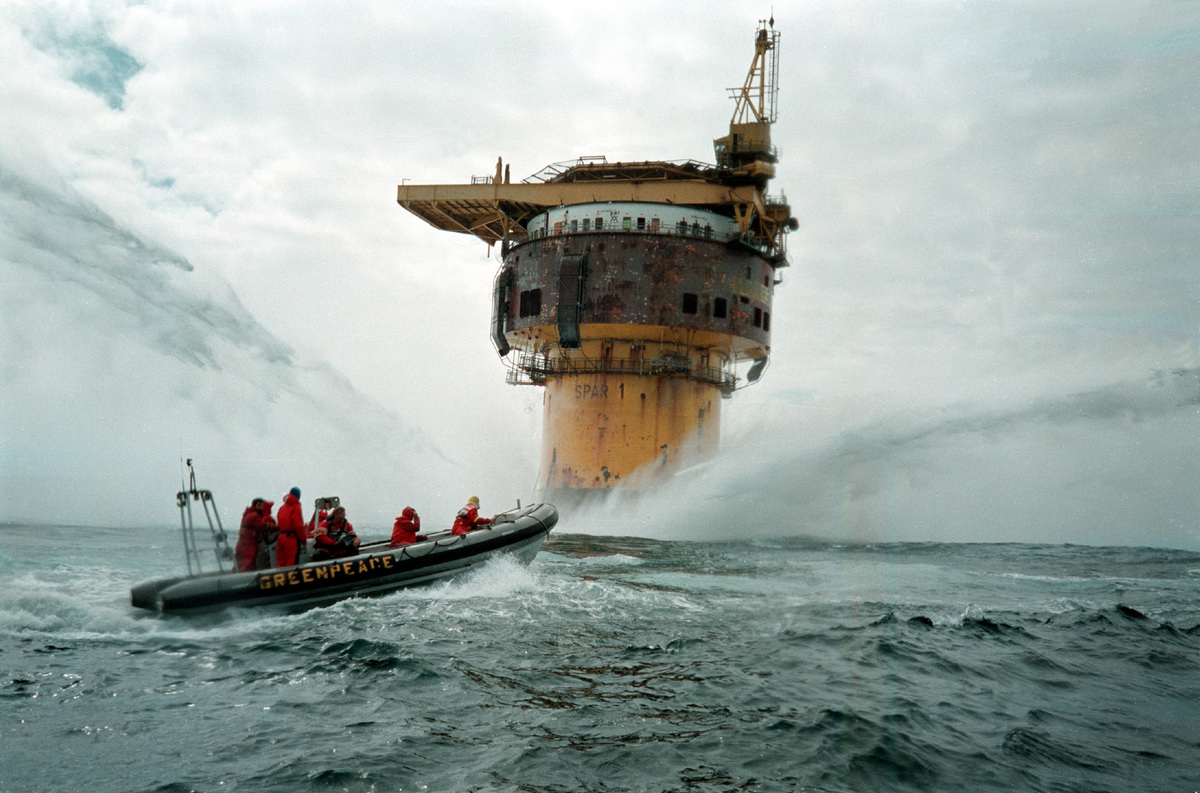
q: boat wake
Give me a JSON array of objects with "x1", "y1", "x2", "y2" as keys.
[{"x1": 399, "y1": 553, "x2": 543, "y2": 601}]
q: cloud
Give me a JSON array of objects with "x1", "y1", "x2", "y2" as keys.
[
  {"x1": 24, "y1": 11, "x2": 141, "y2": 110},
  {"x1": 1, "y1": 0, "x2": 1198, "y2": 547},
  {"x1": 0, "y1": 160, "x2": 460, "y2": 529},
  {"x1": 1, "y1": 167, "x2": 278, "y2": 368}
]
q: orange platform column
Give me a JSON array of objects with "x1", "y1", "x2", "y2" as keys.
[{"x1": 540, "y1": 372, "x2": 722, "y2": 496}]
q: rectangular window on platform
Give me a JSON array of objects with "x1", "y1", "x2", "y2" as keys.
[
  {"x1": 713, "y1": 297, "x2": 727, "y2": 319},
  {"x1": 682, "y1": 293, "x2": 698, "y2": 315},
  {"x1": 519, "y1": 289, "x2": 542, "y2": 318}
]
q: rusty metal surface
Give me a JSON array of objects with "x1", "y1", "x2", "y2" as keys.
[
  {"x1": 502, "y1": 233, "x2": 774, "y2": 347},
  {"x1": 540, "y1": 373, "x2": 722, "y2": 492}
]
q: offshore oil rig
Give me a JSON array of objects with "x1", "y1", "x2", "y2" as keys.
[{"x1": 398, "y1": 20, "x2": 795, "y2": 504}]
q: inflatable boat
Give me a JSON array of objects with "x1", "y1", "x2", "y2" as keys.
[{"x1": 131, "y1": 471, "x2": 557, "y2": 615}]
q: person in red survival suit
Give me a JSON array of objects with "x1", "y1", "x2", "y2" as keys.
[
  {"x1": 275, "y1": 487, "x2": 306, "y2": 567},
  {"x1": 307, "y1": 508, "x2": 328, "y2": 541},
  {"x1": 451, "y1": 496, "x2": 492, "y2": 536},
  {"x1": 235, "y1": 498, "x2": 266, "y2": 572},
  {"x1": 256, "y1": 501, "x2": 277, "y2": 569},
  {"x1": 312, "y1": 506, "x2": 360, "y2": 560},
  {"x1": 389, "y1": 506, "x2": 426, "y2": 547}
]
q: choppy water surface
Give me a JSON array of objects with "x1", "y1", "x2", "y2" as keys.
[{"x1": 2, "y1": 525, "x2": 1198, "y2": 792}]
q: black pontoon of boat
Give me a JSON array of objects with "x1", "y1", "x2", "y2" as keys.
[{"x1": 131, "y1": 461, "x2": 557, "y2": 615}]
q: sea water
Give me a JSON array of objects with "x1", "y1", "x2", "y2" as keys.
[{"x1": 1, "y1": 524, "x2": 1198, "y2": 793}]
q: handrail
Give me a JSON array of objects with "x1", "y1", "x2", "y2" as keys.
[
  {"x1": 516, "y1": 217, "x2": 779, "y2": 257},
  {"x1": 522, "y1": 157, "x2": 719, "y2": 184},
  {"x1": 176, "y1": 460, "x2": 233, "y2": 575},
  {"x1": 505, "y1": 353, "x2": 736, "y2": 392}
]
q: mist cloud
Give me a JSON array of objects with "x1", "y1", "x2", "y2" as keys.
[
  {"x1": 2, "y1": 0, "x2": 1197, "y2": 548},
  {"x1": 576, "y1": 367, "x2": 1200, "y2": 549},
  {"x1": 0, "y1": 161, "x2": 453, "y2": 529}
]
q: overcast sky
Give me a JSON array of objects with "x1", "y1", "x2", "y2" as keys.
[{"x1": 2, "y1": 0, "x2": 1198, "y2": 549}]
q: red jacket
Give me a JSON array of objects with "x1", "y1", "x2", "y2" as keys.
[
  {"x1": 390, "y1": 507, "x2": 425, "y2": 547},
  {"x1": 259, "y1": 502, "x2": 277, "y2": 541},
  {"x1": 277, "y1": 494, "x2": 306, "y2": 542},
  {"x1": 275, "y1": 494, "x2": 306, "y2": 567},
  {"x1": 257, "y1": 502, "x2": 277, "y2": 568},
  {"x1": 315, "y1": 516, "x2": 359, "y2": 558},
  {"x1": 235, "y1": 506, "x2": 264, "y2": 572},
  {"x1": 451, "y1": 503, "x2": 492, "y2": 536}
]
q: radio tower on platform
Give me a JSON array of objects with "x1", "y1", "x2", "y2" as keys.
[{"x1": 398, "y1": 20, "x2": 796, "y2": 504}]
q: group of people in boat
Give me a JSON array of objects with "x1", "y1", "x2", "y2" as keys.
[{"x1": 234, "y1": 490, "x2": 493, "y2": 572}]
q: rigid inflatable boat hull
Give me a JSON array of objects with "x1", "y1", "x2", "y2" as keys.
[{"x1": 132, "y1": 503, "x2": 556, "y2": 615}]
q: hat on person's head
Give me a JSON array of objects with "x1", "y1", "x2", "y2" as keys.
[
  {"x1": 289, "y1": 487, "x2": 301, "y2": 499},
  {"x1": 468, "y1": 496, "x2": 480, "y2": 506}
]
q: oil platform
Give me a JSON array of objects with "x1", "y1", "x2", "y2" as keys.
[{"x1": 398, "y1": 21, "x2": 795, "y2": 504}]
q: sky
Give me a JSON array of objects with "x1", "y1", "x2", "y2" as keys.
[{"x1": 2, "y1": 0, "x2": 1198, "y2": 549}]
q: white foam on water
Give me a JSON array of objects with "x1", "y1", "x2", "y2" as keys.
[{"x1": 384, "y1": 553, "x2": 543, "y2": 603}]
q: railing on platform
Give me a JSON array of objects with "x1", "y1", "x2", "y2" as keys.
[{"x1": 503, "y1": 352, "x2": 736, "y2": 393}]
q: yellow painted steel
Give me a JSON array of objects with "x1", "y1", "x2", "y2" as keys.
[
  {"x1": 395, "y1": 179, "x2": 790, "y2": 250},
  {"x1": 518, "y1": 332, "x2": 740, "y2": 493},
  {"x1": 540, "y1": 373, "x2": 722, "y2": 493}
]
